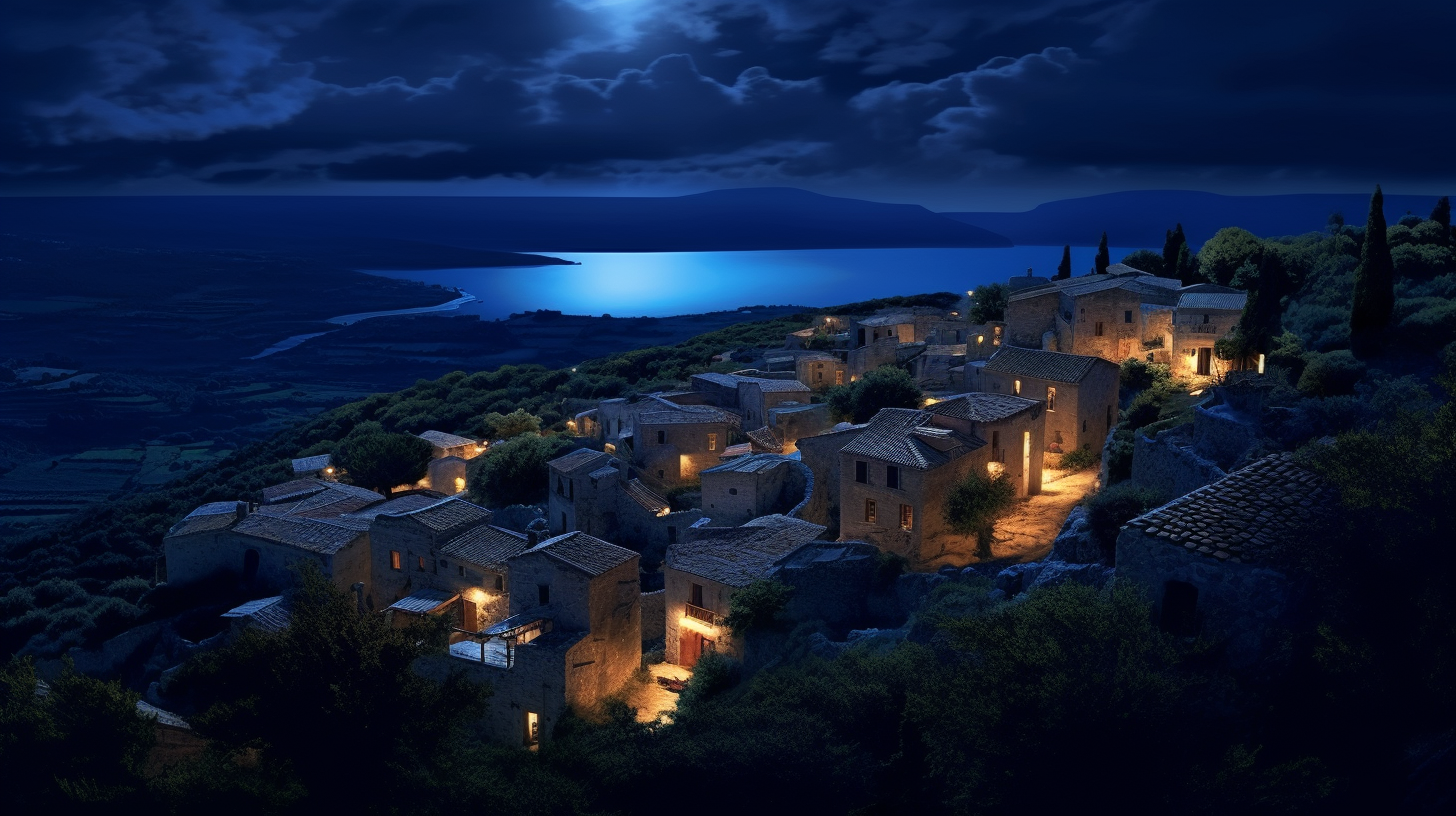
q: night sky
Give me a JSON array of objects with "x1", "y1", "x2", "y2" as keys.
[{"x1": 2, "y1": 0, "x2": 1452, "y2": 208}]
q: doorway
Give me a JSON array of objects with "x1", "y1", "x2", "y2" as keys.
[
  {"x1": 1022, "y1": 431, "x2": 1031, "y2": 496},
  {"x1": 1196, "y1": 347, "x2": 1212, "y2": 376},
  {"x1": 1159, "y1": 580, "x2": 1200, "y2": 636},
  {"x1": 679, "y1": 630, "x2": 716, "y2": 667}
]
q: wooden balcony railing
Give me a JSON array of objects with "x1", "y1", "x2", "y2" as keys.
[{"x1": 685, "y1": 603, "x2": 719, "y2": 625}]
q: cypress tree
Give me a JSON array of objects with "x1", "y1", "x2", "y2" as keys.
[
  {"x1": 1094, "y1": 232, "x2": 1110, "y2": 274},
  {"x1": 1056, "y1": 245, "x2": 1072, "y2": 279},
  {"x1": 1350, "y1": 185, "x2": 1395, "y2": 348},
  {"x1": 1162, "y1": 223, "x2": 1187, "y2": 277},
  {"x1": 1175, "y1": 243, "x2": 1200, "y2": 285},
  {"x1": 1432, "y1": 196, "x2": 1451, "y2": 245}
]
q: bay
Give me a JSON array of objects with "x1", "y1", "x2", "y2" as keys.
[{"x1": 359, "y1": 246, "x2": 1143, "y2": 320}]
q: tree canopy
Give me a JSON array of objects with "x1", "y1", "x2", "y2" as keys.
[
  {"x1": 826, "y1": 365, "x2": 922, "y2": 423},
  {"x1": 943, "y1": 470, "x2": 1017, "y2": 558},
  {"x1": 1094, "y1": 232, "x2": 1110, "y2": 274},
  {"x1": 480, "y1": 409, "x2": 541, "y2": 440},
  {"x1": 1198, "y1": 226, "x2": 1264, "y2": 286},
  {"x1": 468, "y1": 433, "x2": 573, "y2": 507},
  {"x1": 1120, "y1": 249, "x2": 1164, "y2": 275},
  {"x1": 333, "y1": 422, "x2": 432, "y2": 495},
  {"x1": 968, "y1": 282, "x2": 1008, "y2": 324}
]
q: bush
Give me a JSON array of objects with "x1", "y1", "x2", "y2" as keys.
[
  {"x1": 944, "y1": 471, "x2": 1018, "y2": 559},
  {"x1": 104, "y1": 577, "x2": 151, "y2": 604},
  {"x1": 1119, "y1": 358, "x2": 1172, "y2": 393},
  {"x1": 1084, "y1": 483, "x2": 1169, "y2": 559},
  {"x1": 1297, "y1": 351, "x2": 1367, "y2": 397},
  {"x1": 480, "y1": 409, "x2": 541, "y2": 440},
  {"x1": 333, "y1": 423, "x2": 432, "y2": 494},
  {"x1": 725, "y1": 579, "x2": 794, "y2": 635},
  {"x1": 1057, "y1": 446, "x2": 1101, "y2": 471},
  {"x1": 676, "y1": 650, "x2": 740, "y2": 711},
  {"x1": 825, "y1": 365, "x2": 922, "y2": 423},
  {"x1": 1123, "y1": 389, "x2": 1166, "y2": 430},
  {"x1": 468, "y1": 434, "x2": 573, "y2": 508}
]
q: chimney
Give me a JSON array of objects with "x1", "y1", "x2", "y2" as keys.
[
  {"x1": 234, "y1": 501, "x2": 250, "y2": 521},
  {"x1": 527, "y1": 529, "x2": 539, "y2": 547}
]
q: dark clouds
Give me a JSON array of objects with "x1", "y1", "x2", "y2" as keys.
[{"x1": 1, "y1": 0, "x2": 1452, "y2": 204}]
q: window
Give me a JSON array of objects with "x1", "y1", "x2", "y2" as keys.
[
  {"x1": 458, "y1": 565, "x2": 466, "y2": 578},
  {"x1": 899, "y1": 504, "x2": 913, "y2": 530},
  {"x1": 991, "y1": 431, "x2": 1001, "y2": 462},
  {"x1": 1124, "y1": 310, "x2": 1133, "y2": 324},
  {"x1": 1094, "y1": 321, "x2": 1104, "y2": 337},
  {"x1": 886, "y1": 465, "x2": 900, "y2": 489},
  {"x1": 1046, "y1": 386, "x2": 1056, "y2": 412},
  {"x1": 243, "y1": 549, "x2": 260, "y2": 581},
  {"x1": 494, "y1": 575, "x2": 504, "y2": 591},
  {"x1": 1203, "y1": 313, "x2": 1210, "y2": 324},
  {"x1": 526, "y1": 712, "x2": 540, "y2": 748},
  {"x1": 1083, "y1": 419, "x2": 1088, "y2": 432},
  {"x1": 538, "y1": 584, "x2": 551, "y2": 606},
  {"x1": 417, "y1": 556, "x2": 426, "y2": 571},
  {"x1": 1013, "y1": 379, "x2": 1021, "y2": 396},
  {"x1": 855, "y1": 461, "x2": 868, "y2": 483},
  {"x1": 690, "y1": 583, "x2": 704, "y2": 607},
  {"x1": 561, "y1": 511, "x2": 567, "y2": 529},
  {"x1": 728, "y1": 488, "x2": 738, "y2": 495},
  {"x1": 956, "y1": 330, "x2": 964, "y2": 343},
  {"x1": 657, "y1": 430, "x2": 666, "y2": 444},
  {"x1": 994, "y1": 326, "x2": 1002, "y2": 345},
  {"x1": 815, "y1": 370, "x2": 822, "y2": 383},
  {"x1": 390, "y1": 550, "x2": 401, "y2": 571},
  {"x1": 657, "y1": 469, "x2": 665, "y2": 479},
  {"x1": 708, "y1": 433, "x2": 717, "y2": 451},
  {"x1": 864, "y1": 499, "x2": 877, "y2": 524},
  {"x1": 835, "y1": 370, "x2": 844, "y2": 385}
]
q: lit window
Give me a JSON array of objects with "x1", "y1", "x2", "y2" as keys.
[
  {"x1": 835, "y1": 371, "x2": 844, "y2": 385},
  {"x1": 899, "y1": 504, "x2": 913, "y2": 530},
  {"x1": 1047, "y1": 386, "x2": 1057, "y2": 412},
  {"x1": 707, "y1": 433, "x2": 717, "y2": 451},
  {"x1": 886, "y1": 465, "x2": 900, "y2": 489},
  {"x1": 855, "y1": 461, "x2": 868, "y2": 484},
  {"x1": 1014, "y1": 379, "x2": 1021, "y2": 396},
  {"x1": 390, "y1": 550, "x2": 401, "y2": 571},
  {"x1": 417, "y1": 556, "x2": 426, "y2": 571},
  {"x1": 865, "y1": 499, "x2": 877, "y2": 524}
]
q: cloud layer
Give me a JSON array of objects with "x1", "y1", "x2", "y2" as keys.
[{"x1": 2, "y1": 0, "x2": 1452, "y2": 203}]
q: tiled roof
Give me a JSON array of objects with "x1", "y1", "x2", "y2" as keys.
[
  {"x1": 1104, "y1": 263, "x2": 1151, "y2": 276},
  {"x1": 588, "y1": 464, "x2": 619, "y2": 480},
  {"x1": 548, "y1": 448, "x2": 615, "y2": 475},
  {"x1": 1123, "y1": 453, "x2": 1332, "y2": 565},
  {"x1": 1177, "y1": 292, "x2": 1247, "y2": 311},
  {"x1": 341, "y1": 492, "x2": 442, "y2": 520},
  {"x1": 746, "y1": 426, "x2": 784, "y2": 452},
  {"x1": 691, "y1": 372, "x2": 749, "y2": 388},
  {"x1": 926, "y1": 393, "x2": 1041, "y2": 423},
  {"x1": 231, "y1": 513, "x2": 366, "y2": 555},
  {"x1": 441, "y1": 524, "x2": 530, "y2": 570},
  {"x1": 623, "y1": 479, "x2": 671, "y2": 514},
  {"x1": 639, "y1": 408, "x2": 730, "y2": 426},
  {"x1": 166, "y1": 506, "x2": 239, "y2": 537},
  {"x1": 261, "y1": 478, "x2": 330, "y2": 504},
  {"x1": 720, "y1": 442, "x2": 753, "y2": 458},
  {"x1": 291, "y1": 454, "x2": 331, "y2": 473},
  {"x1": 703, "y1": 453, "x2": 792, "y2": 475},
  {"x1": 524, "y1": 532, "x2": 638, "y2": 576},
  {"x1": 1007, "y1": 271, "x2": 1181, "y2": 303},
  {"x1": 284, "y1": 486, "x2": 382, "y2": 519},
  {"x1": 387, "y1": 496, "x2": 491, "y2": 532},
  {"x1": 858, "y1": 314, "x2": 912, "y2": 327},
  {"x1": 184, "y1": 501, "x2": 241, "y2": 518},
  {"x1": 840, "y1": 408, "x2": 983, "y2": 469},
  {"x1": 222, "y1": 596, "x2": 291, "y2": 632},
  {"x1": 418, "y1": 430, "x2": 478, "y2": 449},
  {"x1": 669, "y1": 515, "x2": 827, "y2": 587},
  {"x1": 749, "y1": 379, "x2": 810, "y2": 393},
  {"x1": 982, "y1": 346, "x2": 1104, "y2": 383},
  {"x1": 389, "y1": 588, "x2": 458, "y2": 614}
]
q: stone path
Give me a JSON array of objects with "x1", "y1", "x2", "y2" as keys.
[
  {"x1": 920, "y1": 468, "x2": 1100, "y2": 569},
  {"x1": 624, "y1": 662, "x2": 693, "y2": 724}
]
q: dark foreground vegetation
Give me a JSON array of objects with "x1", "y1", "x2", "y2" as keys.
[{"x1": 3, "y1": 193, "x2": 1456, "y2": 813}]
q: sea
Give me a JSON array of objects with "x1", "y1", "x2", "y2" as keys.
[{"x1": 358, "y1": 246, "x2": 1144, "y2": 321}]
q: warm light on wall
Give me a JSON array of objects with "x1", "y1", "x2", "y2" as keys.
[
  {"x1": 463, "y1": 587, "x2": 492, "y2": 605},
  {"x1": 454, "y1": 477, "x2": 466, "y2": 494},
  {"x1": 679, "y1": 615, "x2": 717, "y2": 635},
  {"x1": 987, "y1": 461, "x2": 1006, "y2": 476}
]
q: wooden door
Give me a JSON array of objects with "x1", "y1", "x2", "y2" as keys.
[
  {"x1": 680, "y1": 630, "x2": 701, "y2": 666},
  {"x1": 1197, "y1": 347, "x2": 1212, "y2": 376}
]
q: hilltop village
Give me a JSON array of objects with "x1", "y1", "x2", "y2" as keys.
[{"x1": 144, "y1": 260, "x2": 1298, "y2": 747}]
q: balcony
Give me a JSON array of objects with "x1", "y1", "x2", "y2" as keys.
[
  {"x1": 1176, "y1": 323, "x2": 1221, "y2": 334},
  {"x1": 685, "y1": 603, "x2": 720, "y2": 626}
]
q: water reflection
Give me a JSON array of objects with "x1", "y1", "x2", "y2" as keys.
[{"x1": 362, "y1": 246, "x2": 1139, "y2": 320}]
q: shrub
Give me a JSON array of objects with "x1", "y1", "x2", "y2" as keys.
[
  {"x1": 1123, "y1": 389, "x2": 1166, "y2": 430},
  {"x1": 32, "y1": 579, "x2": 87, "y2": 609},
  {"x1": 1084, "y1": 483, "x2": 1169, "y2": 559},
  {"x1": 480, "y1": 409, "x2": 541, "y2": 440},
  {"x1": 333, "y1": 423, "x2": 432, "y2": 494},
  {"x1": 1057, "y1": 446, "x2": 1101, "y2": 471},
  {"x1": 944, "y1": 471, "x2": 1018, "y2": 559},
  {"x1": 676, "y1": 650, "x2": 740, "y2": 710},
  {"x1": 104, "y1": 577, "x2": 151, "y2": 604},
  {"x1": 725, "y1": 579, "x2": 794, "y2": 635},
  {"x1": 1297, "y1": 351, "x2": 1367, "y2": 397},
  {"x1": 826, "y1": 365, "x2": 922, "y2": 423},
  {"x1": 468, "y1": 434, "x2": 573, "y2": 508}
]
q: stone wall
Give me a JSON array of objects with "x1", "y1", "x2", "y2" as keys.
[
  {"x1": 1192, "y1": 404, "x2": 1261, "y2": 471},
  {"x1": 1130, "y1": 426, "x2": 1226, "y2": 499},
  {"x1": 1005, "y1": 291, "x2": 1059, "y2": 348},
  {"x1": 775, "y1": 541, "x2": 879, "y2": 629},
  {"x1": 769, "y1": 403, "x2": 832, "y2": 449},
  {"x1": 1115, "y1": 528, "x2": 1291, "y2": 665},
  {"x1": 640, "y1": 589, "x2": 665, "y2": 641},
  {"x1": 416, "y1": 635, "x2": 575, "y2": 747},
  {"x1": 797, "y1": 426, "x2": 864, "y2": 533},
  {"x1": 663, "y1": 569, "x2": 737, "y2": 666},
  {"x1": 839, "y1": 450, "x2": 986, "y2": 563},
  {"x1": 164, "y1": 527, "x2": 364, "y2": 597},
  {"x1": 634, "y1": 419, "x2": 733, "y2": 485}
]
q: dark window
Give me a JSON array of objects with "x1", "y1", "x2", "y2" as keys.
[
  {"x1": 1083, "y1": 419, "x2": 1088, "y2": 432},
  {"x1": 494, "y1": 575, "x2": 504, "y2": 591},
  {"x1": 855, "y1": 461, "x2": 868, "y2": 483},
  {"x1": 1094, "y1": 321, "x2": 1104, "y2": 337},
  {"x1": 857, "y1": 328, "x2": 866, "y2": 347},
  {"x1": 1203, "y1": 313, "x2": 1210, "y2": 324},
  {"x1": 657, "y1": 430, "x2": 666, "y2": 444},
  {"x1": 865, "y1": 499, "x2": 877, "y2": 523},
  {"x1": 458, "y1": 565, "x2": 466, "y2": 578},
  {"x1": 886, "y1": 465, "x2": 900, "y2": 489},
  {"x1": 657, "y1": 469, "x2": 665, "y2": 479},
  {"x1": 243, "y1": 548, "x2": 260, "y2": 581},
  {"x1": 561, "y1": 511, "x2": 567, "y2": 530},
  {"x1": 1159, "y1": 581, "x2": 1200, "y2": 636},
  {"x1": 690, "y1": 583, "x2": 704, "y2": 606},
  {"x1": 728, "y1": 488, "x2": 738, "y2": 495},
  {"x1": 1124, "y1": 310, "x2": 1133, "y2": 324},
  {"x1": 538, "y1": 585, "x2": 551, "y2": 606}
]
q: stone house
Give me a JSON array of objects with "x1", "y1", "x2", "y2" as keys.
[
  {"x1": 964, "y1": 321, "x2": 1006, "y2": 360},
  {"x1": 1004, "y1": 264, "x2": 1185, "y2": 361},
  {"x1": 737, "y1": 378, "x2": 811, "y2": 430},
  {"x1": 794, "y1": 352, "x2": 847, "y2": 391},
  {"x1": 1168, "y1": 290, "x2": 1248, "y2": 379},
  {"x1": 699, "y1": 454, "x2": 813, "y2": 526},
  {"x1": 912, "y1": 343, "x2": 968, "y2": 389},
  {"x1": 547, "y1": 448, "x2": 617, "y2": 535},
  {"x1": 767, "y1": 402, "x2": 834, "y2": 452},
  {"x1": 847, "y1": 313, "x2": 915, "y2": 378},
  {"x1": 432, "y1": 532, "x2": 642, "y2": 747},
  {"x1": 415, "y1": 430, "x2": 486, "y2": 495},
  {"x1": 366, "y1": 494, "x2": 501, "y2": 617},
  {"x1": 664, "y1": 515, "x2": 826, "y2": 667},
  {"x1": 290, "y1": 454, "x2": 334, "y2": 480},
  {"x1": 545, "y1": 448, "x2": 703, "y2": 568},
  {"x1": 164, "y1": 479, "x2": 382, "y2": 597},
  {"x1": 840, "y1": 394, "x2": 1044, "y2": 563},
  {"x1": 633, "y1": 404, "x2": 735, "y2": 487},
  {"x1": 968, "y1": 345, "x2": 1120, "y2": 454},
  {"x1": 1116, "y1": 453, "x2": 1331, "y2": 664}
]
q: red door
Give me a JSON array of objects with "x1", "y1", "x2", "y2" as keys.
[{"x1": 680, "y1": 631, "x2": 701, "y2": 666}]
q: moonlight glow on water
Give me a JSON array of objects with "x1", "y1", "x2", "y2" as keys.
[{"x1": 361, "y1": 246, "x2": 1142, "y2": 319}]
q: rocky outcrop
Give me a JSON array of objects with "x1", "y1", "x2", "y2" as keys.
[{"x1": 1049, "y1": 506, "x2": 1103, "y2": 565}]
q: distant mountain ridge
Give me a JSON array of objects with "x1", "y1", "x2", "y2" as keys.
[
  {"x1": 942, "y1": 190, "x2": 1449, "y2": 248},
  {"x1": 0, "y1": 188, "x2": 1011, "y2": 255}
]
